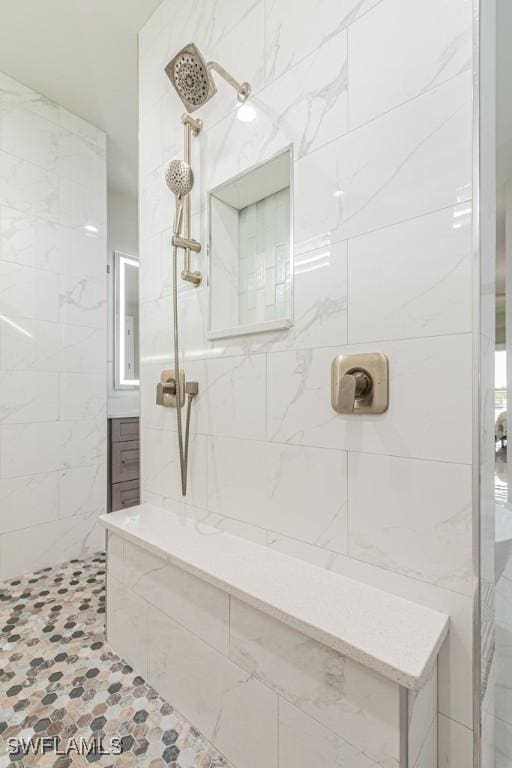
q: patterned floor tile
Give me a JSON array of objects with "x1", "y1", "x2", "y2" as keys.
[{"x1": 0, "y1": 555, "x2": 230, "y2": 768}]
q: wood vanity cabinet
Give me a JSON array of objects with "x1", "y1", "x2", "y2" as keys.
[{"x1": 108, "y1": 417, "x2": 140, "y2": 512}]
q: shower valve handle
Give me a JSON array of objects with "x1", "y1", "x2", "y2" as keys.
[
  {"x1": 339, "y1": 370, "x2": 372, "y2": 413},
  {"x1": 156, "y1": 379, "x2": 176, "y2": 406}
]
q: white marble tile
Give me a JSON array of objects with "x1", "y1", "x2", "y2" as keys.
[
  {"x1": 294, "y1": 73, "x2": 472, "y2": 253},
  {"x1": 139, "y1": 98, "x2": 163, "y2": 179},
  {"x1": 266, "y1": 532, "x2": 341, "y2": 570},
  {"x1": 0, "y1": 205, "x2": 105, "y2": 279},
  {"x1": 59, "y1": 372, "x2": 106, "y2": 420},
  {"x1": 437, "y1": 714, "x2": 473, "y2": 768},
  {"x1": 139, "y1": 232, "x2": 164, "y2": 303},
  {"x1": 58, "y1": 463, "x2": 106, "y2": 519},
  {"x1": 496, "y1": 716, "x2": 512, "y2": 768},
  {"x1": 124, "y1": 539, "x2": 229, "y2": 654},
  {"x1": 0, "y1": 370, "x2": 58, "y2": 424},
  {"x1": 176, "y1": 504, "x2": 268, "y2": 546},
  {"x1": 348, "y1": 0, "x2": 472, "y2": 128},
  {"x1": 267, "y1": 334, "x2": 472, "y2": 464},
  {"x1": 160, "y1": 94, "x2": 189, "y2": 178},
  {"x1": 0, "y1": 261, "x2": 59, "y2": 322},
  {"x1": 138, "y1": 25, "x2": 174, "y2": 117},
  {"x1": 0, "y1": 472, "x2": 58, "y2": 535},
  {"x1": 59, "y1": 324, "x2": 106, "y2": 373},
  {"x1": 197, "y1": 354, "x2": 267, "y2": 440},
  {"x1": 265, "y1": 528, "x2": 468, "y2": 732},
  {"x1": 57, "y1": 130, "x2": 106, "y2": 186},
  {"x1": 278, "y1": 697, "x2": 380, "y2": 768},
  {"x1": 0, "y1": 106, "x2": 59, "y2": 171},
  {"x1": 348, "y1": 453, "x2": 472, "y2": 595},
  {"x1": 481, "y1": 658, "x2": 495, "y2": 768},
  {"x1": 495, "y1": 620, "x2": 512, "y2": 726},
  {"x1": 328, "y1": 554, "x2": 473, "y2": 729},
  {"x1": 414, "y1": 718, "x2": 437, "y2": 768},
  {"x1": 0, "y1": 511, "x2": 105, "y2": 580},
  {"x1": 230, "y1": 598, "x2": 399, "y2": 764},
  {"x1": 58, "y1": 107, "x2": 105, "y2": 149},
  {"x1": 0, "y1": 149, "x2": 59, "y2": 223},
  {"x1": 141, "y1": 427, "x2": 207, "y2": 509},
  {"x1": 147, "y1": 604, "x2": 279, "y2": 768},
  {"x1": 107, "y1": 533, "x2": 124, "y2": 583},
  {"x1": 206, "y1": 28, "x2": 348, "y2": 192},
  {"x1": 58, "y1": 176, "x2": 106, "y2": 230},
  {"x1": 207, "y1": 436, "x2": 347, "y2": 552},
  {"x1": 194, "y1": 0, "x2": 266, "y2": 130},
  {"x1": 139, "y1": 162, "x2": 173, "y2": 242},
  {"x1": 0, "y1": 71, "x2": 58, "y2": 125},
  {"x1": 106, "y1": 574, "x2": 148, "y2": 678},
  {"x1": 347, "y1": 206, "x2": 472, "y2": 342},
  {"x1": 0, "y1": 78, "x2": 106, "y2": 580},
  {"x1": 409, "y1": 666, "x2": 437, "y2": 766},
  {"x1": 264, "y1": 0, "x2": 379, "y2": 84},
  {"x1": 138, "y1": 298, "x2": 170, "y2": 366},
  {"x1": 0, "y1": 418, "x2": 106, "y2": 478},
  {"x1": 0, "y1": 316, "x2": 58, "y2": 371},
  {"x1": 58, "y1": 275, "x2": 106, "y2": 328},
  {"x1": 103, "y1": 503, "x2": 448, "y2": 689},
  {"x1": 290, "y1": 240, "x2": 347, "y2": 349},
  {"x1": 142, "y1": 494, "x2": 267, "y2": 545},
  {"x1": 140, "y1": 290, "x2": 207, "y2": 365}
]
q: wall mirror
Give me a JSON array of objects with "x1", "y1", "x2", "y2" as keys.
[
  {"x1": 208, "y1": 147, "x2": 293, "y2": 340},
  {"x1": 114, "y1": 250, "x2": 140, "y2": 388}
]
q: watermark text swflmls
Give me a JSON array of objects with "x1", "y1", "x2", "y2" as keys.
[{"x1": 8, "y1": 736, "x2": 123, "y2": 757}]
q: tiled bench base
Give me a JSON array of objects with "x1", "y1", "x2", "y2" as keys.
[{"x1": 106, "y1": 532, "x2": 437, "y2": 768}]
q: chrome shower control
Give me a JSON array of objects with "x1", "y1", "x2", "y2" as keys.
[{"x1": 331, "y1": 353, "x2": 388, "y2": 415}]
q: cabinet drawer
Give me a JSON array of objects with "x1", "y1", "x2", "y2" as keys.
[
  {"x1": 111, "y1": 417, "x2": 139, "y2": 443},
  {"x1": 112, "y1": 440, "x2": 140, "y2": 483},
  {"x1": 112, "y1": 480, "x2": 140, "y2": 511}
]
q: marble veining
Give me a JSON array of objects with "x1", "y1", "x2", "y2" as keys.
[
  {"x1": 0, "y1": 71, "x2": 107, "y2": 579},
  {"x1": 101, "y1": 504, "x2": 449, "y2": 689},
  {"x1": 138, "y1": 1, "x2": 474, "y2": 761}
]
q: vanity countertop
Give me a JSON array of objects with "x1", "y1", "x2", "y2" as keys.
[
  {"x1": 108, "y1": 411, "x2": 139, "y2": 419},
  {"x1": 101, "y1": 503, "x2": 449, "y2": 690}
]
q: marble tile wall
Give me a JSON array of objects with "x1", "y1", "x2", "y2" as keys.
[
  {"x1": 109, "y1": 532, "x2": 438, "y2": 768},
  {"x1": 138, "y1": 0, "x2": 475, "y2": 762},
  {"x1": 0, "y1": 71, "x2": 107, "y2": 579}
]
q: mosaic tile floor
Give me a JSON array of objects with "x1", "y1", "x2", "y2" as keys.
[{"x1": 0, "y1": 554, "x2": 230, "y2": 768}]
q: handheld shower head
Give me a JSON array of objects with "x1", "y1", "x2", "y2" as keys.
[
  {"x1": 165, "y1": 42, "x2": 251, "y2": 113},
  {"x1": 166, "y1": 159, "x2": 194, "y2": 235},
  {"x1": 165, "y1": 159, "x2": 194, "y2": 198}
]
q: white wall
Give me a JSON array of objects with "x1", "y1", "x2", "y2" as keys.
[
  {"x1": 107, "y1": 188, "x2": 139, "y2": 416},
  {"x1": 138, "y1": 0, "x2": 474, "y2": 763},
  {"x1": 0, "y1": 71, "x2": 107, "y2": 578}
]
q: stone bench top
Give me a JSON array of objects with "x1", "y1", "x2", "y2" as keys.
[{"x1": 100, "y1": 503, "x2": 449, "y2": 689}]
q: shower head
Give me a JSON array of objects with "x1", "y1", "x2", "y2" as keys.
[
  {"x1": 165, "y1": 42, "x2": 251, "y2": 113},
  {"x1": 165, "y1": 159, "x2": 194, "y2": 198}
]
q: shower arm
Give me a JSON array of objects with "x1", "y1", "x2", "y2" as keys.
[{"x1": 207, "y1": 61, "x2": 251, "y2": 102}]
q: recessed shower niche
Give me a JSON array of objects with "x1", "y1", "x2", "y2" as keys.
[{"x1": 208, "y1": 148, "x2": 293, "y2": 339}]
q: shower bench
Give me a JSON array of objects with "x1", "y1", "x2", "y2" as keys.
[{"x1": 101, "y1": 503, "x2": 448, "y2": 768}]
